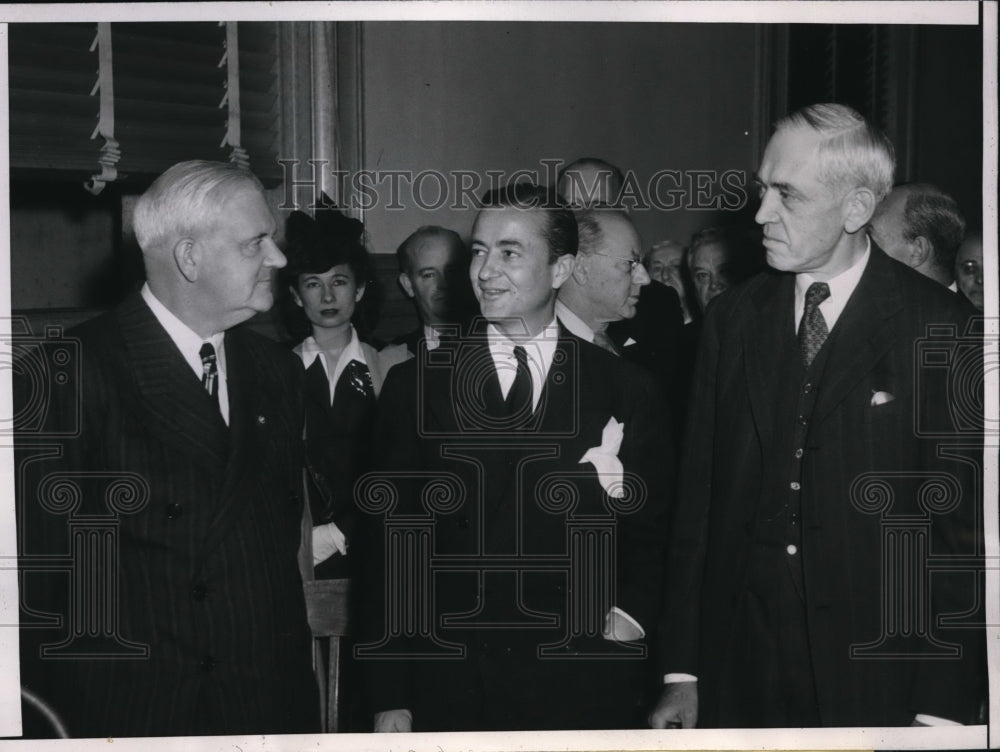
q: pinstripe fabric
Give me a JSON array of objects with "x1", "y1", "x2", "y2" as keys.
[
  {"x1": 660, "y1": 245, "x2": 985, "y2": 726},
  {"x1": 21, "y1": 292, "x2": 319, "y2": 737}
]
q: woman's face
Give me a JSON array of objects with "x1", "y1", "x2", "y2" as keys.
[{"x1": 291, "y1": 264, "x2": 365, "y2": 331}]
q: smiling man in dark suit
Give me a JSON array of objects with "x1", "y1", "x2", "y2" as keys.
[
  {"x1": 19, "y1": 161, "x2": 319, "y2": 737},
  {"x1": 650, "y1": 104, "x2": 983, "y2": 729},
  {"x1": 360, "y1": 183, "x2": 673, "y2": 732}
]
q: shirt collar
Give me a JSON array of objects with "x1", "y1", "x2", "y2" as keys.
[
  {"x1": 294, "y1": 326, "x2": 367, "y2": 391},
  {"x1": 554, "y1": 300, "x2": 595, "y2": 343},
  {"x1": 795, "y1": 236, "x2": 871, "y2": 332},
  {"x1": 486, "y1": 318, "x2": 560, "y2": 410},
  {"x1": 141, "y1": 283, "x2": 225, "y2": 379}
]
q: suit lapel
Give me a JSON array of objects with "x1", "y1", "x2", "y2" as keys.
[
  {"x1": 812, "y1": 246, "x2": 903, "y2": 426},
  {"x1": 200, "y1": 329, "x2": 275, "y2": 559},
  {"x1": 742, "y1": 273, "x2": 796, "y2": 454},
  {"x1": 117, "y1": 293, "x2": 230, "y2": 466}
]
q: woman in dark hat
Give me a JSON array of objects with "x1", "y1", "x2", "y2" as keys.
[{"x1": 280, "y1": 200, "x2": 409, "y2": 580}]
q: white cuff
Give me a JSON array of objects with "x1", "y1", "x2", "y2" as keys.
[
  {"x1": 664, "y1": 673, "x2": 698, "y2": 684},
  {"x1": 608, "y1": 606, "x2": 645, "y2": 638},
  {"x1": 914, "y1": 713, "x2": 961, "y2": 726}
]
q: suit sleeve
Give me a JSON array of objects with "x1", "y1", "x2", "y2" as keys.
[
  {"x1": 615, "y1": 368, "x2": 674, "y2": 634},
  {"x1": 909, "y1": 310, "x2": 986, "y2": 723},
  {"x1": 356, "y1": 361, "x2": 420, "y2": 716},
  {"x1": 655, "y1": 296, "x2": 727, "y2": 677}
]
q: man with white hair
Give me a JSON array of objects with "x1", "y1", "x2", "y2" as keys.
[
  {"x1": 651, "y1": 104, "x2": 983, "y2": 729},
  {"x1": 20, "y1": 161, "x2": 319, "y2": 737}
]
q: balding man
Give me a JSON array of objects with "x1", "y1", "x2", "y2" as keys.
[
  {"x1": 556, "y1": 209, "x2": 650, "y2": 351},
  {"x1": 18, "y1": 161, "x2": 319, "y2": 737},
  {"x1": 867, "y1": 182, "x2": 966, "y2": 289},
  {"x1": 558, "y1": 157, "x2": 625, "y2": 208}
]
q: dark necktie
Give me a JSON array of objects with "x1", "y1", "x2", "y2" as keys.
[
  {"x1": 505, "y1": 345, "x2": 533, "y2": 416},
  {"x1": 798, "y1": 282, "x2": 831, "y2": 367},
  {"x1": 199, "y1": 342, "x2": 219, "y2": 404}
]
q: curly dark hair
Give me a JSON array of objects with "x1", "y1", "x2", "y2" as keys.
[{"x1": 278, "y1": 195, "x2": 382, "y2": 341}]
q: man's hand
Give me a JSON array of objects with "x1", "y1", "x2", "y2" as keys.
[
  {"x1": 374, "y1": 708, "x2": 412, "y2": 732},
  {"x1": 648, "y1": 681, "x2": 698, "y2": 729}
]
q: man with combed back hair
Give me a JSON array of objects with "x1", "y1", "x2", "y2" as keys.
[
  {"x1": 651, "y1": 104, "x2": 983, "y2": 729},
  {"x1": 360, "y1": 183, "x2": 674, "y2": 732},
  {"x1": 18, "y1": 161, "x2": 319, "y2": 737}
]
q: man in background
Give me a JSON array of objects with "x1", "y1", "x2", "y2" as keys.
[
  {"x1": 394, "y1": 225, "x2": 476, "y2": 353},
  {"x1": 867, "y1": 182, "x2": 965, "y2": 290}
]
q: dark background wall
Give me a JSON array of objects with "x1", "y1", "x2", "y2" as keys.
[{"x1": 8, "y1": 20, "x2": 986, "y2": 341}]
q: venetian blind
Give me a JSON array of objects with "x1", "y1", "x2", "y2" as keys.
[{"x1": 8, "y1": 21, "x2": 281, "y2": 186}]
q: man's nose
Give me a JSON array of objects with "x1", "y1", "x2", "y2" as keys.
[
  {"x1": 477, "y1": 251, "x2": 499, "y2": 279},
  {"x1": 633, "y1": 262, "x2": 651, "y2": 286},
  {"x1": 709, "y1": 274, "x2": 726, "y2": 292},
  {"x1": 263, "y1": 237, "x2": 286, "y2": 268},
  {"x1": 754, "y1": 190, "x2": 775, "y2": 225}
]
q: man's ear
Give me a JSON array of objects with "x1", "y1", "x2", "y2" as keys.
[
  {"x1": 570, "y1": 254, "x2": 590, "y2": 284},
  {"x1": 173, "y1": 238, "x2": 199, "y2": 282},
  {"x1": 909, "y1": 235, "x2": 932, "y2": 268},
  {"x1": 398, "y1": 272, "x2": 415, "y2": 299},
  {"x1": 843, "y1": 187, "x2": 878, "y2": 234},
  {"x1": 551, "y1": 253, "x2": 576, "y2": 289}
]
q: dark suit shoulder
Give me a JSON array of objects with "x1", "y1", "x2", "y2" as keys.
[{"x1": 883, "y1": 252, "x2": 977, "y2": 321}]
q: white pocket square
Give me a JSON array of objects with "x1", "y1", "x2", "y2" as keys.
[
  {"x1": 579, "y1": 417, "x2": 625, "y2": 498},
  {"x1": 623, "y1": 337, "x2": 637, "y2": 347},
  {"x1": 870, "y1": 390, "x2": 895, "y2": 406}
]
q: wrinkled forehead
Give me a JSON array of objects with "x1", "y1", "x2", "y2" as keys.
[
  {"x1": 649, "y1": 243, "x2": 684, "y2": 264},
  {"x1": 410, "y1": 235, "x2": 464, "y2": 267},
  {"x1": 691, "y1": 242, "x2": 728, "y2": 268},
  {"x1": 760, "y1": 125, "x2": 825, "y2": 181}
]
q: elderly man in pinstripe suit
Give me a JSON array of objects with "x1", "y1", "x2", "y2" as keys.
[{"x1": 19, "y1": 161, "x2": 319, "y2": 737}]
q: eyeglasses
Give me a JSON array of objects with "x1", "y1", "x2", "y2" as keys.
[{"x1": 590, "y1": 251, "x2": 643, "y2": 273}]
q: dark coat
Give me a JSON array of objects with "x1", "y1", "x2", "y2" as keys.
[
  {"x1": 18, "y1": 292, "x2": 319, "y2": 737},
  {"x1": 659, "y1": 246, "x2": 985, "y2": 726},
  {"x1": 358, "y1": 327, "x2": 675, "y2": 731}
]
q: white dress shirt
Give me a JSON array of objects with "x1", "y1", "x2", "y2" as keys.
[
  {"x1": 554, "y1": 300, "x2": 596, "y2": 343},
  {"x1": 141, "y1": 283, "x2": 229, "y2": 425},
  {"x1": 293, "y1": 327, "x2": 368, "y2": 407},
  {"x1": 486, "y1": 319, "x2": 560, "y2": 411},
  {"x1": 794, "y1": 239, "x2": 871, "y2": 333}
]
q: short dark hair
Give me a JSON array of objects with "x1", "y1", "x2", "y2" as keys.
[
  {"x1": 396, "y1": 225, "x2": 466, "y2": 274},
  {"x1": 900, "y1": 184, "x2": 966, "y2": 272},
  {"x1": 479, "y1": 183, "x2": 578, "y2": 262}
]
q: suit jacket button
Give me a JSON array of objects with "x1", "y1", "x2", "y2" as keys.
[
  {"x1": 192, "y1": 583, "x2": 208, "y2": 601},
  {"x1": 201, "y1": 655, "x2": 216, "y2": 672},
  {"x1": 289, "y1": 493, "x2": 300, "y2": 507},
  {"x1": 165, "y1": 503, "x2": 183, "y2": 520},
  {"x1": 257, "y1": 414, "x2": 267, "y2": 425},
  {"x1": 458, "y1": 517, "x2": 470, "y2": 530}
]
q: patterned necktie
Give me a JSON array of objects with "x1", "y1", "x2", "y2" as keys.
[
  {"x1": 798, "y1": 282, "x2": 831, "y2": 367},
  {"x1": 199, "y1": 342, "x2": 219, "y2": 403},
  {"x1": 505, "y1": 345, "x2": 533, "y2": 416},
  {"x1": 592, "y1": 329, "x2": 620, "y2": 356}
]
